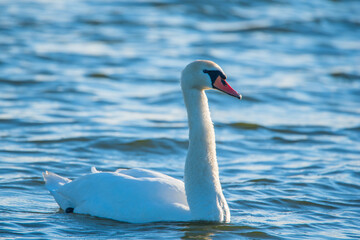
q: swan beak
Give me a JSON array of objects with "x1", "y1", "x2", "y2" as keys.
[{"x1": 213, "y1": 76, "x2": 242, "y2": 100}]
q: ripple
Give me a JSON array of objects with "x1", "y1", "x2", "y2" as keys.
[
  {"x1": 27, "y1": 136, "x2": 93, "y2": 144},
  {"x1": 241, "y1": 231, "x2": 279, "y2": 239},
  {"x1": 271, "y1": 136, "x2": 311, "y2": 144},
  {"x1": 228, "y1": 122, "x2": 339, "y2": 138},
  {"x1": 330, "y1": 71, "x2": 360, "y2": 81},
  {"x1": 279, "y1": 198, "x2": 338, "y2": 210},
  {"x1": 91, "y1": 137, "x2": 187, "y2": 154},
  {"x1": 247, "y1": 178, "x2": 279, "y2": 184},
  {"x1": 268, "y1": 126, "x2": 338, "y2": 136},
  {"x1": 228, "y1": 122, "x2": 264, "y2": 130},
  {"x1": 0, "y1": 77, "x2": 40, "y2": 86},
  {"x1": 87, "y1": 72, "x2": 116, "y2": 80}
]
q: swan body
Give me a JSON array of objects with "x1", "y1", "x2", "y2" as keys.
[
  {"x1": 43, "y1": 168, "x2": 190, "y2": 223},
  {"x1": 43, "y1": 60, "x2": 241, "y2": 223}
]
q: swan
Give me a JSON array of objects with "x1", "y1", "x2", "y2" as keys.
[{"x1": 43, "y1": 60, "x2": 241, "y2": 223}]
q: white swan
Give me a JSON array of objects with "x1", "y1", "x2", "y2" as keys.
[{"x1": 43, "y1": 60, "x2": 241, "y2": 223}]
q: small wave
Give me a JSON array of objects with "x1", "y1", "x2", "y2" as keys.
[
  {"x1": 87, "y1": 72, "x2": 116, "y2": 80},
  {"x1": 277, "y1": 198, "x2": 338, "y2": 210},
  {"x1": 247, "y1": 178, "x2": 279, "y2": 184},
  {"x1": 197, "y1": 20, "x2": 296, "y2": 34},
  {"x1": 141, "y1": 91, "x2": 180, "y2": 106},
  {"x1": 27, "y1": 136, "x2": 92, "y2": 144},
  {"x1": 330, "y1": 71, "x2": 360, "y2": 81},
  {"x1": 241, "y1": 95, "x2": 263, "y2": 103},
  {"x1": 268, "y1": 126, "x2": 338, "y2": 136},
  {"x1": 271, "y1": 136, "x2": 310, "y2": 144},
  {"x1": 91, "y1": 137, "x2": 187, "y2": 154},
  {"x1": 229, "y1": 122, "x2": 264, "y2": 130},
  {"x1": 1, "y1": 178, "x2": 44, "y2": 191},
  {"x1": 335, "y1": 181, "x2": 360, "y2": 192},
  {"x1": 233, "y1": 24, "x2": 295, "y2": 34},
  {"x1": 228, "y1": 123, "x2": 337, "y2": 137},
  {"x1": 240, "y1": 231, "x2": 277, "y2": 239},
  {"x1": 0, "y1": 78, "x2": 40, "y2": 86},
  {"x1": 0, "y1": 147, "x2": 42, "y2": 154}
]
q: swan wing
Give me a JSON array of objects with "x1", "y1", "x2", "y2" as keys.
[
  {"x1": 46, "y1": 169, "x2": 190, "y2": 223},
  {"x1": 116, "y1": 167, "x2": 179, "y2": 179}
]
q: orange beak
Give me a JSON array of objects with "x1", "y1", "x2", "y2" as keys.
[{"x1": 213, "y1": 75, "x2": 242, "y2": 99}]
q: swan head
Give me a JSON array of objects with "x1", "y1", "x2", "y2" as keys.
[{"x1": 181, "y1": 60, "x2": 241, "y2": 99}]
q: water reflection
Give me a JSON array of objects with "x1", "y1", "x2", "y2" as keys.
[{"x1": 181, "y1": 222, "x2": 217, "y2": 240}]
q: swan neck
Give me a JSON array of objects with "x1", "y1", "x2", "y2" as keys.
[
  {"x1": 184, "y1": 90, "x2": 214, "y2": 145},
  {"x1": 182, "y1": 88, "x2": 230, "y2": 222}
]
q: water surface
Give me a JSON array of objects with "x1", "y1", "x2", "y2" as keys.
[{"x1": 1, "y1": 0, "x2": 360, "y2": 239}]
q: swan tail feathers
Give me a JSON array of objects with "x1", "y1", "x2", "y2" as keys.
[
  {"x1": 42, "y1": 171, "x2": 71, "y2": 191},
  {"x1": 91, "y1": 166, "x2": 100, "y2": 173},
  {"x1": 42, "y1": 171, "x2": 73, "y2": 211}
]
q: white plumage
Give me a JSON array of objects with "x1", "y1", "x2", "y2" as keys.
[
  {"x1": 43, "y1": 168, "x2": 190, "y2": 223},
  {"x1": 43, "y1": 60, "x2": 241, "y2": 223}
]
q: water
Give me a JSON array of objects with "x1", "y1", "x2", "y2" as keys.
[{"x1": 1, "y1": 0, "x2": 360, "y2": 239}]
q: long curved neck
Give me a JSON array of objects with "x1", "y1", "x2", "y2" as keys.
[
  {"x1": 184, "y1": 89, "x2": 216, "y2": 159},
  {"x1": 182, "y1": 88, "x2": 230, "y2": 222}
]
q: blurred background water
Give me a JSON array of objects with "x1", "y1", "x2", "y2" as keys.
[{"x1": 1, "y1": 0, "x2": 360, "y2": 239}]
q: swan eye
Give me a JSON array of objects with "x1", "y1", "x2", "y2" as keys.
[{"x1": 203, "y1": 69, "x2": 227, "y2": 84}]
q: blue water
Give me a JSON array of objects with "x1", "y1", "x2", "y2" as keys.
[{"x1": 1, "y1": 0, "x2": 360, "y2": 239}]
